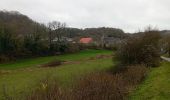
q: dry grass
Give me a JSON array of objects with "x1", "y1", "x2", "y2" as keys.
[
  {"x1": 26, "y1": 77, "x2": 64, "y2": 100},
  {"x1": 71, "y1": 73, "x2": 128, "y2": 100},
  {"x1": 7, "y1": 65, "x2": 148, "y2": 100},
  {"x1": 122, "y1": 65, "x2": 148, "y2": 86},
  {"x1": 70, "y1": 65, "x2": 148, "y2": 100}
]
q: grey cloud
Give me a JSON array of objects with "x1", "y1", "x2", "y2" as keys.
[{"x1": 0, "y1": 0, "x2": 170, "y2": 32}]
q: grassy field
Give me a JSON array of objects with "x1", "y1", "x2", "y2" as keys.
[
  {"x1": 0, "y1": 49, "x2": 114, "y2": 99},
  {"x1": 0, "y1": 49, "x2": 112, "y2": 70},
  {"x1": 130, "y1": 62, "x2": 170, "y2": 100},
  {"x1": 1, "y1": 49, "x2": 170, "y2": 100}
]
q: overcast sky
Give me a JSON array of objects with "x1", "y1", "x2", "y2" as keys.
[{"x1": 0, "y1": 0, "x2": 170, "y2": 32}]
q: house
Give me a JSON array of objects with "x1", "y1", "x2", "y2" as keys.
[
  {"x1": 102, "y1": 37, "x2": 122, "y2": 47},
  {"x1": 79, "y1": 37, "x2": 93, "y2": 44},
  {"x1": 53, "y1": 37, "x2": 73, "y2": 43}
]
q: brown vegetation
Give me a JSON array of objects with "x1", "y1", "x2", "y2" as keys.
[
  {"x1": 116, "y1": 30, "x2": 161, "y2": 67},
  {"x1": 89, "y1": 54, "x2": 112, "y2": 60},
  {"x1": 22, "y1": 64, "x2": 148, "y2": 100},
  {"x1": 71, "y1": 73, "x2": 128, "y2": 100},
  {"x1": 121, "y1": 65, "x2": 148, "y2": 87},
  {"x1": 71, "y1": 65, "x2": 148, "y2": 100},
  {"x1": 26, "y1": 77, "x2": 64, "y2": 100}
]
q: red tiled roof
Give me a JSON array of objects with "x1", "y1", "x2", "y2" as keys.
[{"x1": 79, "y1": 38, "x2": 93, "y2": 44}]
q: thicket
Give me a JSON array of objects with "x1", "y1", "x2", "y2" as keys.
[{"x1": 116, "y1": 29, "x2": 161, "y2": 67}]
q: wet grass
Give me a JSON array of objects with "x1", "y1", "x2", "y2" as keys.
[{"x1": 130, "y1": 62, "x2": 170, "y2": 100}]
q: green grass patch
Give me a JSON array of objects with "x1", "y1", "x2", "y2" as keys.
[
  {"x1": 0, "y1": 49, "x2": 114, "y2": 99},
  {"x1": 0, "y1": 49, "x2": 112, "y2": 70},
  {"x1": 130, "y1": 62, "x2": 170, "y2": 100},
  {"x1": 0, "y1": 58, "x2": 115, "y2": 99}
]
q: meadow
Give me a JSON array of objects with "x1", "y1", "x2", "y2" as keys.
[
  {"x1": 0, "y1": 49, "x2": 112, "y2": 70},
  {"x1": 0, "y1": 49, "x2": 114, "y2": 99},
  {"x1": 1, "y1": 49, "x2": 170, "y2": 100}
]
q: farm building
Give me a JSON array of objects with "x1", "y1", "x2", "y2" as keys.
[
  {"x1": 100, "y1": 36, "x2": 123, "y2": 48},
  {"x1": 79, "y1": 37, "x2": 93, "y2": 44},
  {"x1": 103, "y1": 37, "x2": 121, "y2": 46}
]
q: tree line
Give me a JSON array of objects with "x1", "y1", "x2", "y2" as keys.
[
  {"x1": 1, "y1": 10, "x2": 170, "y2": 62},
  {"x1": 0, "y1": 11, "x2": 78, "y2": 62},
  {"x1": 0, "y1": 11, "x2": 129, "y2": 62}
]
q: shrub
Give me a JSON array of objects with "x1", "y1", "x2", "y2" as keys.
[
  {"x1": 122, "y1": 65, "x2": 148, "y2": 86},
  {"x1": 116, "y1": 30, "x2": 161, "y2": 67},
  {"x1": 105, "y1": 45, "x2": 118, "y2": 51},
  {"x1": 69, "y1": 64, "x2": 148, "y2": 100},
  {"x1": 78, "y1": 43, "x2": 101, "y2": 50},
  {"x1": 66, "y1": 43, "x2": 80, "y2": 53},
  {"x1": 140, "y1": 45, "x2": 160, "y2": 67},
  {"x1": 71, "y1": 73, "x2": 129, "y2": 100},
  {"x1": 0, "y1": 55, "x2": 11, "y2": 63},
  {"x1": 23, "y1": 34, "x2": 48, "y2": 56}
]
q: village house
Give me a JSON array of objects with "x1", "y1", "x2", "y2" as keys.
[
  {"x1": 52, "y1": 36, "x2": 74, "y2": 43},
  {"x1": 79, "y1": 37, "x2": 93, "y2": 44},
  {"x1": 103, "y1": 37, "x2": 121, "y2": 47},
  {"x1": 99, "y1": 35, "x2": 123, "y2": 48}
]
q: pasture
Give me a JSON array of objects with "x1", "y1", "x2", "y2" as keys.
[
  {"x1": 0, "y1": 49, "x2": 114, "y2": 99},
  {"x1": 1, "y1": 49, "x2": 170, "y2": 100}
]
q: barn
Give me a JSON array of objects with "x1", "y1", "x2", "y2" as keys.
[{"x1": 79, "y1": 38, "x2": 93, "y2": 44}]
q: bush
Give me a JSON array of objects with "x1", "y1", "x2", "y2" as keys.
[
  {"x1": 23, "y1": 34, "x2": 49, "y2": 56},
  {"x1": 105, "y1": 45, "x2": 118, "y2": 51},
  {"x1": 71, "y1": 73, "x2": 129, "y2": 100},
  {"x1": 140, "y1": 45, "x2": 160, "y2": 67},
  {"x1": 122, "y1": 65, "x2": 148, "y2": 86},
  {"x1": 78, "y1": 43, "x2": 101, "y2": 50},
  {"x1": 0, "y1": 55, "x2": 11, "y2": 63},
  {"x1": 66, "y1": 43, "x2": 80, "y2": 53},
  {"x1": 116, "y1": 30, "x2": 161, "y2": 67},
  {"x1": 0, "y1": 29, "x2": 20, "y2": 61},
  {"x1": 71, "y1": 65, "x2": 148, "y2": 100}
]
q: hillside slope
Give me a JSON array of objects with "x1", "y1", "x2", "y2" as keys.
[
  {"x1": 0, "y1": 10, "x2": 46, "y2": 36},
  {"x1": 130, "y1": 62, "x2": 170, "y2": 100}
]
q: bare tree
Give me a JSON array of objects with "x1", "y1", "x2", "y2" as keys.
[
  {"x1": 48, "y1": 21, "x2": 66, "y2": 42},
  {"x1": 47, "y1": 23, "x2": 53, "y2": 48},
  {"x1": 47, "y1": 21, "x2": 66, "y2": 50}
]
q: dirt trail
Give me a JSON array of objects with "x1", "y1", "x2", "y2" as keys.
[{"x1": 161, "y1": 56, "x2": 170, "y2": 62}]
